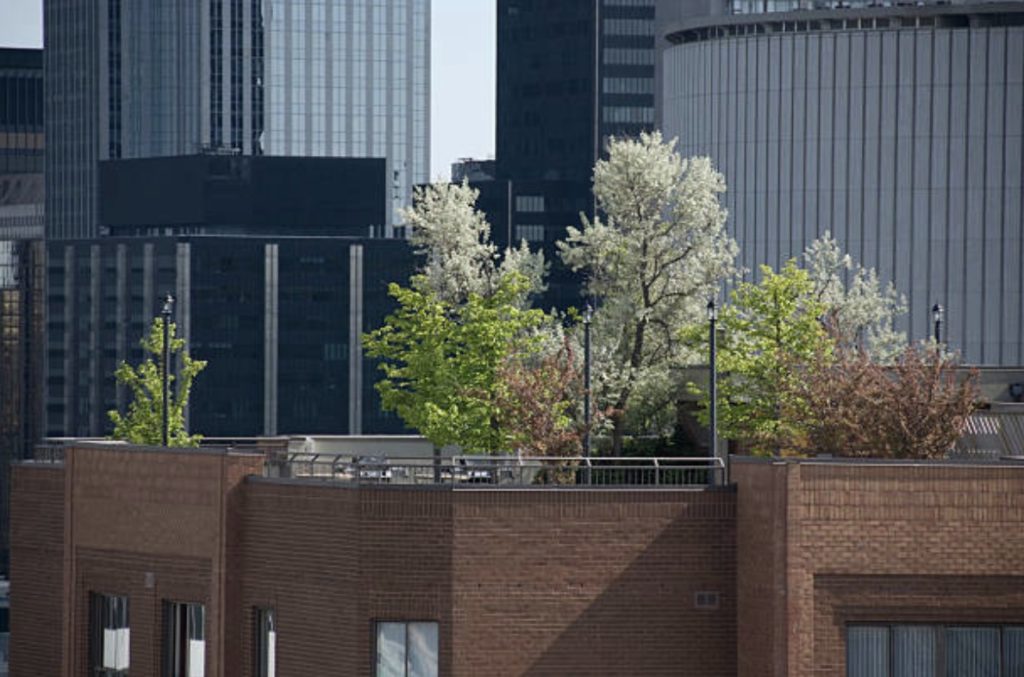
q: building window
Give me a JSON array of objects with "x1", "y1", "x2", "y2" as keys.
[
  {"x1": 255, "y1": 608, "x2": 276, "y2": 677},
  {"x1": 375, "y1": 621, "x2": 438, "y2": 677},
  {"x1": 602, "y1": 18, "x2": 654, "y2": 37},
  {"x1": 514, "y1": 195, "x2": 544, "y2": 213},
  {"x1": 165, "y1": 601, "x2": 205, "y2": 677},
  {"x1": 848, "y1": 624, "x2": 1024, "y2": 677},
  {"x1": 514, "y1": 224, "x2": 545, "y2": 243},
  {"x1": 90, "y1": 593, "x2": 130, "y2": 676},
  {"x1": 602, "y1": 106, "x2": 655, "y2": 125}
]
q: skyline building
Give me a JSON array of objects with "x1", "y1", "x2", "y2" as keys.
[
  {"x1": 662, "y1": 0, "x2": 1024, "y2": 365},
  {"x1": 44, "y1": 0, "x2": 430, "y2": 240},
  {"x1": 45, "y1": 155, "x2": 410, "y2": 439},
  {"x1": 0, "y1": 47, "x2": 43, "y2": 240},
  {"x1": 0, "y1": 46, "x2": 44, "y2": 578},
  {"x1": 487, "y1": 0, "x2": 662, "y2": 309}
]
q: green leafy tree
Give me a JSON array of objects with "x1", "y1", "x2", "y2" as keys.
[
  {"x1": 108, "y1": 318, "x2": 206, "y2": 446},
  {"x1": 689, "y1": 259, "x2": 830, "y2": 455},
  {"x1": 558, "y1": 132, "x2": 737, "y2": 453},
  {"x1": 364, "y1": 273, "x2": 549, "y2": 452},
  {"x1": 364, "y1": 181, "x2": 556, "y2": 452}
]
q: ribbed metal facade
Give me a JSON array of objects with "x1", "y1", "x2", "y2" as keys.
[{"x1": 663, "y1": 12, "x2": 1024, "y2": 365}]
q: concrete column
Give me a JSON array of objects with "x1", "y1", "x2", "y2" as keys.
[{"x1": 263, "y1": 243, "x2": 279, "y2": 436}]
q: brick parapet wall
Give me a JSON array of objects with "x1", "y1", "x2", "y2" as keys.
[
  {"x1": 13, "y1": 444, "x2": 738, "y2": 677},
  {"x1": 451, "y1": 488, "x2": 737, "y2": 676},
  {"x1": 235, "y1": 482, "x2": 737, "y2": 677},
  {"x1": 733, "y1": 458, "x2": 1024, "y2": 677},
  {"x1": 64, "y1": 444, "x2": 263, "y2": 677}
]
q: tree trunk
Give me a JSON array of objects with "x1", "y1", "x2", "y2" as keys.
[{"x1": 611, "y1": 411, "x2": 626, "y2": 455}]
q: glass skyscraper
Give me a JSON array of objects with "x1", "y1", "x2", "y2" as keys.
[{"x1": 45, "y1": 0, "x2": 431, "y2": 240}]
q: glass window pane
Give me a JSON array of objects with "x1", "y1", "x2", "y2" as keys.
[
  {"x1": 267, "y1": 625, "x2": 276, "y2": 677},
  {"x1": 408, "y1": 622, "x2": 439, "y2": 677},
  {"x1": 946, "y1": 627, "x2": 999, "y2": 677},
  {"x1": 377, "y1": 622, "x2": 406, "y2": 677},
  {"x1": 188, "y1": 604, "x2": 206, "y2": 677},
  {"x1": 893, "y1": 625, "x2": 936, "y2": 677},
  {"x1": 94, "y1": 594, "x2": 130, "y2": 672},
  {"x1": 848, "y1": 626, "x2": 889, "y2": 677},
  {"x1": 256, "y1": 608, "x2": 277, "y2": 677},
  {"x1": 1005, "y1": 627, "x2": 1024, "y2": 677}
]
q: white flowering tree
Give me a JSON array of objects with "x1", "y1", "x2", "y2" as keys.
[
  {"x1": 558, "y1": 132, "x2": 738, "y2": 453},
  {"x1": 803, "y1": 232, "x2": 907, "y2": 360},
  {"x1": 405, "y1": 181, "x2": 546, "y2": 305}
]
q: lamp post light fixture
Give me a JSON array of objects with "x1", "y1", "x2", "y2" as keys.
[
  {"x1": 161, "y1": 294, "x2": 174, "y2": 447},
  {"x1": 707, "y1": 298, "x2": 719, "y2": 484},
  {"x1": 583, "y1": 303, "x2": 593, "y2": 462},
  {"x1": 932, "y1": 302, "x2": 944, "y2": 346}
]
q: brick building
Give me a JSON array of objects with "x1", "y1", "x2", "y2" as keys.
[{"x1": 9, "y1": 442, "x2": 1024, "y2": 676}]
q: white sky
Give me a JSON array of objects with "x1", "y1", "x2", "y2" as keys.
[{"x1": 0, "y1": 0, "x2": 496, "y2": 181}]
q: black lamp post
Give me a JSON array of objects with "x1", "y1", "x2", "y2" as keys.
[
  {"x1": 932, "y1": 302, "x2": 944, "y2": 345},
  {"x1": 161, "y1": 294, "x2": 174, "y2": 447},
  {"x1": 583, "y1": 303, "x2": 593, "y2": 462},
  {"x1": 707, "y1": 298, "x2": 718, "y2": 483}
]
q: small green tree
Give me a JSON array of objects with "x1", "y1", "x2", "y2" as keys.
[
  {"x1": 688, "y1": 259, "x2": 830, "y2": 455},
  {"x1": 108, "y1": 318, "x2": 206, "y2": 446},
  {"x1": 364, "y1": 273, "x2": 550, "y2": 452}
]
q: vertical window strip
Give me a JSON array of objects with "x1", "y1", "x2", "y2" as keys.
[{"x1": 210, "y1": 0, "x2": 223, "y2": 147}]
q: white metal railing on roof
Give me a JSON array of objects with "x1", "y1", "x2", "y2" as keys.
[
  {"x1": 954, "y1": 412, "x2": 1024, "y2": 459},
  {"x1": 265, "y1": 454, "x2": 726, "y2": 488}
]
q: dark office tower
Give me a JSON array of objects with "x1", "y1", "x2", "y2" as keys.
[
  {"x1": 1, "y1": 48, "x2": 45, "y2": 242},
  {"x1": 46, "y1": 155, "x2": 400, "y2": 438},
  {"x1": 45, "y1": 234, "x2": 412, "y2": 439},
  {"x1": 0, "y1": 47, "x2": 45, "y2": 577},
  {"x1": 0, "y1": 49, "x2": 44, "y2": 181},
  {"x1": 492, "y1": 0, "x2": 657, "y2": 309},
  {"x1": 44, "y1": 0, "x2": 431, "y2": 240},
  {"x1": 496, "y1": 0, "x2": 656, "y2": 183}
]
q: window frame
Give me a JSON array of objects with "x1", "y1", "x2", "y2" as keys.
[
  {"x1": 374, "y1": 619, "x2": 439, "y2": 677},
  {"x1": 847, "y1": 622, "x2": 1024, "y2": 677},
  {"x1": 163, "y1": 600, "x2": 206, "y2": 677},
  {"x1": 254, "y1": 607, "x2": 276, "y2": 677},
  {"x1": 89, "y1": 592, "x2": 130, "y2": 677}
]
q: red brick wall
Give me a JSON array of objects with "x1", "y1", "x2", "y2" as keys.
[
  {"x1": 14, "y1": 444, "x2": 738, "y2": 677},
  {"x1": 235, "y1": 484, "x2": 737, "y2": 677},
  {"x1": 451, "y1": 489, "x2": 737, "y2": 677},
  {"x1": 234, "y1": 482, "x2": 454, "y2": 677},
  {"x1": 53, "y1": 443, "x2": 261, "y2": 677},
  {"x1": 9, "y1": 464, "x2": 65, "y2": 677},
  {"x1": 733, "y1": 459, "x2": 1024, "y2": 677}
]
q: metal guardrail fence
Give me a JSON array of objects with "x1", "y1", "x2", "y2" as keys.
[
  {"x1": 265, "y1": 454, "x2": 726, "y2": 488},
  {"x1": 730, "y1": 0, "x2": 961, "y2": 13},
  {"x1": 26, "y1": 444, "x2": 65, "y2": 464}
]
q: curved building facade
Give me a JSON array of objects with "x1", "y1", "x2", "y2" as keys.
[{"x1": 662, "y1": 1, "x2": 1024, "y2": 365}]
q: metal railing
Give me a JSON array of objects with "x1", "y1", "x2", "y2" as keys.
[
  {"x1": 266, "y1": 454, "x2": 726, "y2": 488},
  {"x1": 25, "y1": 444, "x2": 65, "y2": 464},
  {"x1": 730, "y1": 0, "x2": 963, "y2": 13}
]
